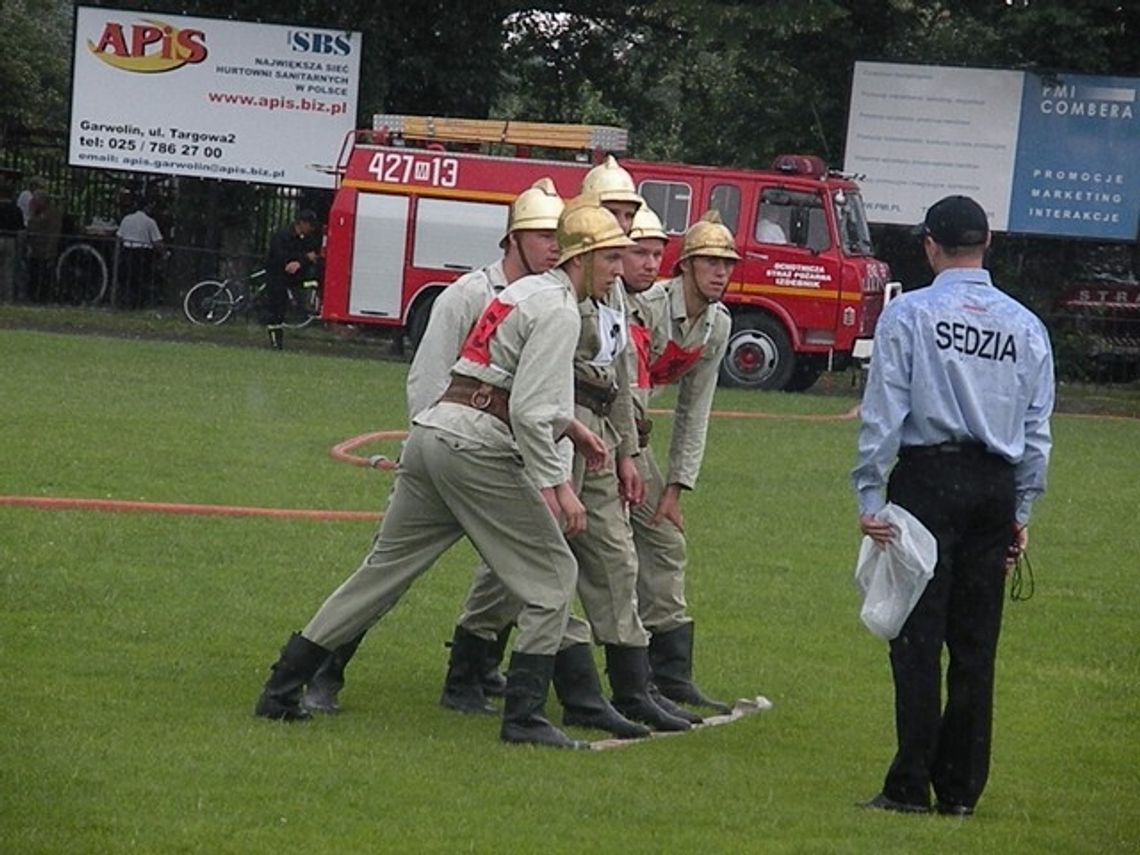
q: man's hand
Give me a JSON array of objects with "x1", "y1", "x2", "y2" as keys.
[
  {"x1": 541, "y1": 483, "x2": 587, "y2": 538},
  {"x1": 285, "y1": 260, "x2": 302, "y2": 274},
  {"x1": 564, "y1": 419, "x2": 608, "y2": 473},
  {"x1": 859, "y1": 513, "x2": 895, "y2": 547},
  {"x1": 1005, "y1": 523, "x2": 1028, "y2": 573},
  {"x1": 650, "y1": 483, "x2": 684, "y2": 532},
  {"x1": 616, "y1": 455, "x2": 645, "y2": 507}
]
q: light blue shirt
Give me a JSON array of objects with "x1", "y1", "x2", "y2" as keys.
[{"x1": 852, "y1": 267, "x2": 1055, "y2": 524}]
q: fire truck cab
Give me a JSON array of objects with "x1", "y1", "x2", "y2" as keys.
[{"x1": 321, "y1": 116, "x2": 892, "y2": 391}]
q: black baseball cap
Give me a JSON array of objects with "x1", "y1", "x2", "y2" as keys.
[{"x1": 915, "y1": 195, "x2": 989, "y2": 247}]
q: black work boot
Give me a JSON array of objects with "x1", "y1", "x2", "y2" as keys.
[
  {"x1": 553, "y1": 643, "x2": 649, "y2": 740},
  {"x1": 649, "y1": 623, "x2": 732, "y2": 714},
  {"x1": 254, "y1": 632, "x2": 331, "y2": 721},
  {"x1": 501, "y1": 652, "x2": 590, "y2": 749},
  {"x1": 440, "y1": 626, "x2": 497, "y2": 715},
  {"x1": 481, "y1": 625, "x2": 512, "y2": 697},
  {"x1": 605, "y1": 645, "x2": 692, "y2": 732},
  {"x1": 302, "y1": 632, "x2": 366, "y2": 714}
]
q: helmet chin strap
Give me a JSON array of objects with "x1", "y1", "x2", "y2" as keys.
[{"x1": 516, "y1": 236, "x2": 541, "y2": 276}]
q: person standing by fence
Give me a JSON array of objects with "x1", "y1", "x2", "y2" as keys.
[
  {"x1": 263, "y1": 209, "x2": 320, "y2": 350},
  {"x1": 25, "y1": 191, "x2": 62, "y2": 304},
  {"x1": 116, "y1": 199, "x2": 164, "y2": 309}
]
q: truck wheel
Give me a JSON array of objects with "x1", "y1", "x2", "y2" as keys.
[
  {"x1": 407, "y1": 291, "x2": 439, "y2": 353},
  {"x1": 719, "y1": 313, "x2": 795, "y2": 390}
]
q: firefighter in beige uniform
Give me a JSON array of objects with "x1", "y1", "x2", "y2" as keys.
[
  {"x1": 299, "y1": 179, "x2": 567, "y2": 715},
  {"x1": 448, "y1": 160, "x2": 696, "y2": 734},
  {"x1": 624, "y1": 209, "x2": 736, "y2": 713},
  {"x1": 253, "y1": 200, "x2": 633, "y2": 749}
]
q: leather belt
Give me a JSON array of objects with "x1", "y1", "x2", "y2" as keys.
[
  {"x1": 575, "y1": 378, "x2": 618, "y2": 417},
  {"x1": 635, "y1": 417, "x2": 653, "y2": 448},
  {"x1": 899, "y1": 441, "x2": 988, "y2": 459},
  {"x1": 438, "y1": 375, "x2": 511, "y2": 427}
]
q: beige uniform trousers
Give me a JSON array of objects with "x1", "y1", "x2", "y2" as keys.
[
  {"x1": 303, "y1": 425, "x2": 576, "y2": 656},
  {"x1": 456, "y1": 447, "x2": 649, "y2": 648},
  {"x1": 630, "y1": 444, "x2": 690, "y2": 633}
]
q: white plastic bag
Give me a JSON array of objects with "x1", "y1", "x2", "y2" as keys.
[{"x1": 853, "y1": 503, "x2": 937, "y2": 640}]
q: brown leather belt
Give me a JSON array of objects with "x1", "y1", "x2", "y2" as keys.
[
  {"x1": 438, "y1": 375, "x2": 511, "y2": 426},
  {"x1": 575, "y1": 378, "x2": 618, "y2": 417},
  {"x1": 635, "y1": 417, "x2": 653, "y2": 448}
]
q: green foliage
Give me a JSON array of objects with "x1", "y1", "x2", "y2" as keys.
[
  {"x1": 1, "y1": 328, "x2": 1139, "y2": 852},
  {"x1": 0, "y1": 0, "x2": 72, "y2": 129}
]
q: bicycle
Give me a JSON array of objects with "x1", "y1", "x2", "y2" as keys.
[
  {"x1": 182, "y1": 266, "x2": 320, "y2": 328},
  {"x1": 55, "y1": 240, "x2": 110, "y2": 305}
]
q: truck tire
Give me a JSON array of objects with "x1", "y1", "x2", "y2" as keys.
[
  {"x1": 719, "y1": 312, "x2": 795, "y2": 391},
  {"x1": 407, "y1": 290, "x2": 439, "y2": 353}
]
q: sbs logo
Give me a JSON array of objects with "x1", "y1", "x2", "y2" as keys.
[
  {"x1": 287, "y1": 31, "x2": 353, "y2": 56},
  {"x1": 88, "y1": 19, "x2": 208, "y2": 73}
]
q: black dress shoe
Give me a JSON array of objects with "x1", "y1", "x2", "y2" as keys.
[
  {"x1": 935, "y1": 802, "x2": 974, "y2": 817},
  {"x1": 857, "y1": 793, "x2": 931, "y2": 814}
]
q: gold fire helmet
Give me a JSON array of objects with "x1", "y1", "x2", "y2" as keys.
[
  {"x1": 677, "y1": 210, "x2": 741, "y2": 265},
  {"x1": 557, "y1": 194, "x2": 635, "y2": 266},
  {"x1": 629, "y1": 205, "x2": 668, "y2": 242},
  {"x1": 501, "y1": 177, "x2": 564, "y2": 247},
  {"x1": 580, "y1": 155, "x2": 643, "y2": 206}
]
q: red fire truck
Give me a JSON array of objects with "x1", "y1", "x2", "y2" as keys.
[{"x1": 321, "y1": 115, "x2": 892, "y2": 391}]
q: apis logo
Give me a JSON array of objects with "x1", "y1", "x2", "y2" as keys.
[
  {"x1": 88, "y1": 19, "x2": 208, "y2": 73},
  {"x1": 288, "y1": 31, "x2": 353, "y2": 56}
]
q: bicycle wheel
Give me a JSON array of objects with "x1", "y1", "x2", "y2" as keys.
[
  {"x1": 55, "y1": 243, "x2": 109, "y2": 305},
  {"x1": 183, "y1": 280, "x2": 236, "y2": 325},
  {"x1": 282, "y1": 281, "x2": 320, "y2": 329}
]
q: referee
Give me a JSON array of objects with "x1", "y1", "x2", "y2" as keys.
[{"x1": 851, "y1": 195, "x2": 1055, "y2": 816}]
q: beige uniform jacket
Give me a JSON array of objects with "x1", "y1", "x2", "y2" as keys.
[
  {"x1": 574, "y1": 283, "x2": 638, "y2": 459},
  {"x1": 406, "y1": 260, "x2": 507, "y2": 420},
  {"x1": 416, "y1": 268, "x2": 580, "y2": 490},
  {"x1": 626, "y1": 276, "x2": 730, "y2": 489}
]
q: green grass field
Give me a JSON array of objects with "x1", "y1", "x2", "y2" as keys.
[{"x1": 2, "y1": 326, "x2": 1138, "y2": 854}]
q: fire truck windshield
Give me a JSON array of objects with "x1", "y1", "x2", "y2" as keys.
[{"x1": 835, "y1": 190, "x2": 874, "y2": 256}]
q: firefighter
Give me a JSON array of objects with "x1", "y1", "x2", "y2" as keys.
[
  {"x1": 622, "y1": 209, "x2": 737, "y2": 714},
  {"x1": 300, "y1": 178, "x2": 573, "y2": 715},
  {"x1": 449, "y1": 158, "x2": 700, "y2": 734},
  {"x1": 253, "y1": 198, "x2": 634, "y2": 749}
]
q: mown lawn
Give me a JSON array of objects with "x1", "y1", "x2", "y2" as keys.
[{"x1": 1, "y1": 327, "x2": 1137, "y2": 854}]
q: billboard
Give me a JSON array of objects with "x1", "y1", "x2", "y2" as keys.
[
  {"x1": 844, "y1": 62, "x2": 1140, "y2": 241},
  {"x1": 69, "y1": 6, "x2": 361, "y2": 189}
]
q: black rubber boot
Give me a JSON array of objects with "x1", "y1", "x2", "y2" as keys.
[
  {"x1": 605, "y1": 645, "x2": 692, "y2": 732},
  {"x1": 302, "y1": 632, "x2": 366, "y2": 714},
  {"x1": 481, "y1": 625, "x2": 512, "y2": 697},
  {"x1": 650, "y1": 682, "x2": 703, "y2": 725},
  {"x1": 553, "y1": 643, "x2": 649, "y2": 740},
  {"x1": 500, "y1": 652, "x2": 590, "y2": 749},
  {"x1": 440, "y1": 626, "x2": 497, "y2": 715},
  {"x1": 267, "y1": 326, "x2": 284, "y2": 350},
  {"x1": 254, "y1": 632, "x2": 330, "y2": 722},
  {"x1": 649, "y1": 623, "x2": 732, "y2": 714}
]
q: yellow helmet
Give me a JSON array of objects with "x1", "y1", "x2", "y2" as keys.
[
  {"x1": 557, "y1": 195, "x2": 635, "y2": 266},
  {"x1": 580, "y1": 155, "x2": 643, "y2": 206},
  {"x1": 677, "y1": 210, "x2": 741, "y2": 264},
  {"x1": 501, "y1": 177, "x2": 563, "y2": 247},
  {"x1": 629, "y1": 205, "x2": 667, "y2": 241}
]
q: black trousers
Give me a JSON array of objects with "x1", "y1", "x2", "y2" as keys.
[{"x1": 882, "y1": 447, "x2": 1015, "y2": 808}]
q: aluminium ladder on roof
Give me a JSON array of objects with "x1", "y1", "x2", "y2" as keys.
[{"x1": 371, "y1": 114, "x2": 629, "y2": 153}]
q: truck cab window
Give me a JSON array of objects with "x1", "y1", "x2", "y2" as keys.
[
  {"x1": 638, "y1": 180, "x2": 692, "y2": 234},
  {"x1": 709, "y1": 184, "x2": 741, "y2": 234},
  {"x1": 756, "y1": 188, "x2": 830, "y2": 252}
]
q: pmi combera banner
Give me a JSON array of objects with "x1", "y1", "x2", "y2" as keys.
[
  {"x1": 844, "y1": 61, "x2": 1140, "y2": 241},
  {"x1": 69, "y1": 6, "x2": 361, "y2": 189}
]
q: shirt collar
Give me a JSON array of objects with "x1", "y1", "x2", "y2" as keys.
[
  {"x1": 486, "y1": 259, "x2": 509, "y2": 292},
  {"x1": 931, "y1": 267, "x2": 993, "y2": 290}
]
